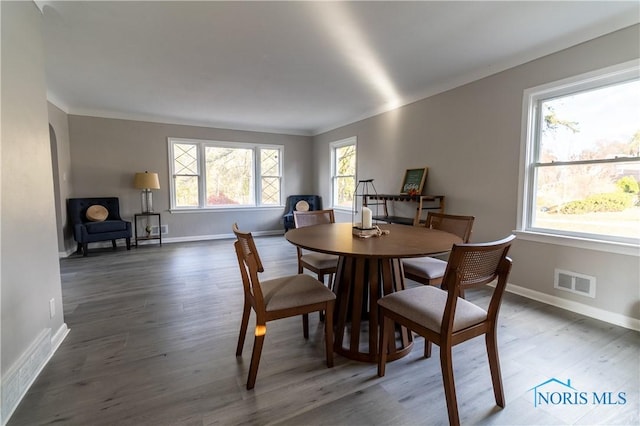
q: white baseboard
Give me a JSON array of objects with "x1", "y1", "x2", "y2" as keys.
[
  {"x1": 1, "y1": 324, "x2": 69, "y2": 426},
  {"x1": 160, "y1": 229, "x2": 284, "y2": 244},
  {"x1": 504, "y1": 282, "x2": 640, "y2": 332},
  {"x1": 60, "y1": 230, "x2": 286, "y2": 257},
  {"x1": 58, "y1": 247, "x2": 76, "y2": 258}
]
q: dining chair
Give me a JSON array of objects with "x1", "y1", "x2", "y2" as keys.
[
  {"x1": 378, "y1": 234, "x2": 515, "y2": 426},
  {"x1": 232, "y1": 223, "x2": 335, "y2": 390},
  {"x1": 403, "y1": 212, "x2": 475, "y2": 288},
  {"x1": 293, "y1": 209, "x2": 339, "y2": 291}
]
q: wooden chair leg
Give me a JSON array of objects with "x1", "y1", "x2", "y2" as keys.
[
  {"x1": 440, "y1": 345, "x2": 460, "y2": 426},
  {"x1": 111, "y1": 239, "x2": 117, "y2": 249},
  {"x1": 324, "y1": 301, "x2": 334, "y2": 368},
  {"x1": 377, "y1": 314, "x2": 391, "y2": 377},
  {"x1": 126, "y1": 237, "x2": 131, "y2": 250},
  {"x1": 424, "y1": 339, "x2": 432, "y2": 358},
  {"x1": 82, "y1": 243, "x2": 89, "y2": 257},
  {"x1": 317, "y1": 273, "x2": 326, "y2": 286},
  {"x1": 486, "y1": 331, "x2": 505, "y2": 407},
  {"x1": 236, "y1": 303, "x2": 251, "y2": 356},
  {"x1": 317, "y1": 273, "x2": 326, "y2": 321},
  {"x1": 302, "y1": 313, "x2": 309, "y2": 339},
  {"x1": 247, "y1": 332, "x2": 265, "y2": 390}
]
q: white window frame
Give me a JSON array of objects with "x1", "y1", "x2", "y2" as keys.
[
  {"x1": 168, "y1": 137, "x2": 284, "y2": 211},
  {"x1": 258, "y1": 147, "x2": 283, "y2": 206},
  {"x1": 516, "y1": 59, "x2": 640, "y2": 256},
  {"x1": 331, "y1": 136, "x2": 357, "y2": 210}
]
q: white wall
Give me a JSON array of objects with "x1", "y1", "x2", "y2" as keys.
[
  {"x1": 0, "y1": 2, "x2": 67, "y2": 423},
  {"x1": 313, "y1": 25, "x2": 640, "y2": 326}
]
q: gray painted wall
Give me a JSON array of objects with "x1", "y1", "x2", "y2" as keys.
[
  {"x1": 48, "y1": 102, "x2": 74, "y2": 255},
  {"x1": 1, "y1": 0, "x2": 65, "y2": 379},
  {"x1": 66, "y1": 115, "x2": 314, "y2": 246},
  {"x1": 313, "y1": 25, "x2": 640, "y2": 322}
]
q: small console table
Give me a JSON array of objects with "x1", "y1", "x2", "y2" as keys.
[
  {"x1": 134, "y1": 212, "x2": 162, "y2": 246},
  {"x1": 365, "y1": 194, "x2": 445, "y2": 226}
]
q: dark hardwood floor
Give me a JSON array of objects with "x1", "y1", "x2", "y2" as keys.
[{"x1": 7, "y1": 236, "x2": 639, "y2": 425}]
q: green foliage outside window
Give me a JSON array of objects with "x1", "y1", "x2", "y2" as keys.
[
  {"x1": 558, "y1": 192, "x2": 634, "y2": 214},
  {"x1": 206, "y1": 147, "x2": 252, "y2": 205},
  {"x1": 616, "y1": 176, "x2": 639, "y2": 194},
  {"x1": 335, "y1": 144, "x2": 356, "y2": 207}
]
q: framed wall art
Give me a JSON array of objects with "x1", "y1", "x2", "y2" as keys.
[{"x1": 400, "y1": 167, "x2": 428, "y2": 194}]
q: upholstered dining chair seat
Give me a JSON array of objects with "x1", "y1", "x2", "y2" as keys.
[
  {"x1": 299, "y1": 252, "x2": 340, "y2": 272},
  {"x1": 402, "y1": 257, "x2": 448, "y2": 282},
  {"x1": 377, "y1": 286, "x2": 487, "y2": 333},
  {"x1": 261, "y1": 274, "x2": 336, "y2": 312},
  {"x1": 402, "y1": 213, "x2": 475, "y2": 288}
]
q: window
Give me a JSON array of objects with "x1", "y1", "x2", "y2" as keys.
[
  {"x1": 331, "y1": 137, "x2": 357, "y2": 209},
  {"x1": 169, "y1": 138, "x2": 283, "y2": 209},
  {"x1": 519, "y1": 61, "x2": 640, "y2": 245}
]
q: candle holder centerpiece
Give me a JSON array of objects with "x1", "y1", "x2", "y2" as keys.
[{"x1": 352, "y1": 179, "x2": 379, "y2": 238}]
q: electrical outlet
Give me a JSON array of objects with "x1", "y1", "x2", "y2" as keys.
[{"x1": 49, "y1": 298, "x2": 55, "y2": 318}]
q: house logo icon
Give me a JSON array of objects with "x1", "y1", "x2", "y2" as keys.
[
  {"x1": 528, "y1": 378, "x2": 580, "y2": 407},
  {"x1": 528, "y1": 378, "x2": 627, "y2": 408}
]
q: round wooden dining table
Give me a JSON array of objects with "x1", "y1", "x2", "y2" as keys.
[{"x1": 285, "y1": 222, "x2": 462, "y2": 363}]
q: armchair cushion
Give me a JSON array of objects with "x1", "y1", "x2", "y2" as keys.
[
  {"x1": 86, "y1": 205, "x2": 108, "y2": 222},
  {"x1": 295, "y1": 200, "x2": 310, "y2": 211},
  {"x1": 84, "y1": 220, "x2": 128, "y2": 234}
]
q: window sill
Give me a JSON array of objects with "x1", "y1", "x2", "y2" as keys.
[
  {"x1": 332, "y1": 206, "x2": 352, "y2": 212},
  {"x1": 514, "y1": 230, "x2": 639, "y2": 256},
  {"x1": 169, "y1": 206, "x2": 284, "y2": 214}
]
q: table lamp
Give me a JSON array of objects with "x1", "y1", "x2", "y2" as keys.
[{"x1": 134, "y1": 171, "x2": 160, "y2": 213}]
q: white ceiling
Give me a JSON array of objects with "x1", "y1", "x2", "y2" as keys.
[{"x1": 40, "y1": 1, "x2": 640, "y2": 136}]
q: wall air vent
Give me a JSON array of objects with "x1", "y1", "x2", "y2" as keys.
[{"x1": 554, "y1": 269, "x2": 596, "y2": 298}]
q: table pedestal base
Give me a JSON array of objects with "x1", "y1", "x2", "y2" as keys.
[{"x1": 333, "y1": 256, "x2": 414, "y2": 363}]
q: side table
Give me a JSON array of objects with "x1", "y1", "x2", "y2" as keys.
[{"x1": 134, "y1": 212, "x2": 162, "y2": 246}]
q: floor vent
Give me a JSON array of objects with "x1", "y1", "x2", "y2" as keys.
[
  {"x1": 554, "y1": 269, "x2": 596, "y2": 298},
  {"x1": 151, "y1": 225, "x2": 169, "y2": 235}
]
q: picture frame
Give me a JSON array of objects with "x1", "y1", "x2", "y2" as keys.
[{"x1": 400, "y1": 167, "x2": 428, "y2": 194}]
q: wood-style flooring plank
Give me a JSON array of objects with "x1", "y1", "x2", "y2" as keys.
[{"x1": 7, "y1": 236, "x2": 639, "y2": 425}]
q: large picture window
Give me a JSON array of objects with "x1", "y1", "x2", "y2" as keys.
[
  {"x1": 331, "y1": 137, "x2": 357, "y2": 209},
  {"x1": 519, "y1": 61, "x2": 640, "y2": 245},
  {"x1": 169, "y1": 138, "x2": 283, "y2": 209}
]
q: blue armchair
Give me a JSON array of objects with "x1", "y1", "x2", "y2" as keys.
[
  {"x1": 67, "y1": 197, "x2": 132, "y2": 256},
  {"x1": 283, "y1": 195, "x2": 322, "y2": 231}
]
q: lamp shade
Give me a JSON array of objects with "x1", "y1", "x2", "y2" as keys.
[{"x1": 134, "y1": 171, "x2": 160, "y2": 189}]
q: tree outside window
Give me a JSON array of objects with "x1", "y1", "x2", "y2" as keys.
[{"x1": 332, "y1": 138, "x2": 357, "y2": 209}]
